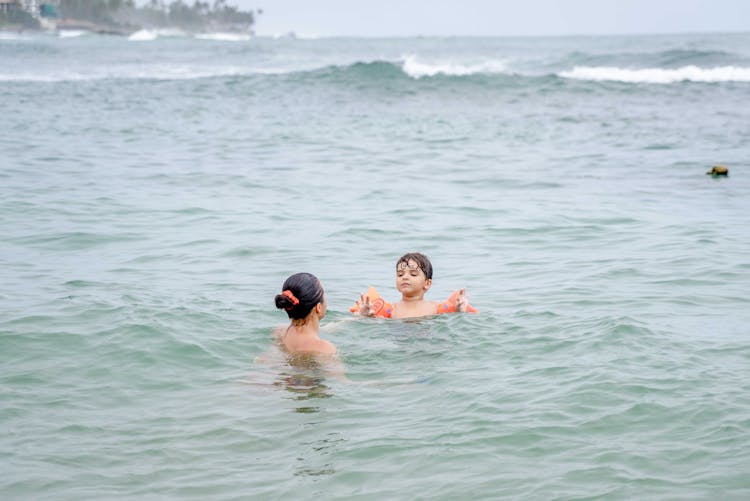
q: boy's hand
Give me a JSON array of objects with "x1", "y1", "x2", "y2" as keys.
[
  {"x1": 456, "y1": 288, "x2": 468, "y2": 313},
  {"x1": 356, "y1": 294, "x2": 375, "y2": 317}
]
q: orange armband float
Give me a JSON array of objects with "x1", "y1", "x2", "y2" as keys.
[
  {"x1": 351, "y1": 287, "x2": 477, "y2": 317},
  {"x1": 349, "y1": 287, "x2": 393, "y2": 318},
  {"x1": 436, "y1": 289, "x2": 478, "y2": 314}
]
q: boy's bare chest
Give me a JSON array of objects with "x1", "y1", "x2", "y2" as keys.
[{"x1": 392, "y1": 300, "x2": 437, "y2": 319}]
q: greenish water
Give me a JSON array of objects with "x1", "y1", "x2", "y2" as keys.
[{"x1": 2, "y1": 31, "x2": 750, "y2": 499}]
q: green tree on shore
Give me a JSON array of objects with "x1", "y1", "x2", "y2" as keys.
[
  {"x1": 0, "y1": 5, "x2": 41, "y2": 28},
  {"x1": 56, "y1": 0, "x2": 257, "y2": 32},
  {"x1": 58, "y1": 0, "x2": 135, "y2": 24}
]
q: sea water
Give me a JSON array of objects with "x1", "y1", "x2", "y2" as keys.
[{"x1": 1, "y1": 31, "x2": 750, "y2": 499}]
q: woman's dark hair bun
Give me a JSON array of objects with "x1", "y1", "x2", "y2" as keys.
[
  {"x1": 274, "y1": 272, "x2": 324, "y2": 320},
  {"x1": 275, "y1": 294, "x2": 294, "y2": 311}
]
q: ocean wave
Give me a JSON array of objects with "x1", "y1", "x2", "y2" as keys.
[
  {"x1": 0, "y1": 32, "x2": 29, "y2": 41},
  {"x1": 58, "y1": 29, "x2": 88, "y2": 38},
  {"x1": 656, "y1": 49, "x2": 739, "y2": 67},
  {"x1": 0, "y1": 59, "x2": 405, "y2": 83},
  {"x1": 0, "y1": 65, "x2": 253, "y2": 82},
  {"x1": 194, "y1": 32, "x2": 252, "y2": 42},
  {"x1": 401, "y1": 54, "x2": 508, "y2": 79},
  {"x1": 326, "y1": 60, "x2": 405, "y2": 80},
  {"x1": 12, "y1": 58, "x2": 747, "y2": 85},
  {"x1": 128, "y1": 28, "x2": 187, "y2": 41},
  {"x1": 561, "y1": 48, "x2": 742, "y2": 70},
  {"x1": 128, "y1": 29, "x2": 252, "y2": 42},
  {"x1": 559, "y1": 65, "x2": 750, "y2": 83},
  {"x1": 265, "y1": 32, "x2": 321, "y2": 40}
]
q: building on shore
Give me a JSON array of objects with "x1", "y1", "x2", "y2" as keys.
[
  {"x1": 0, "y1": 1, "x2": 39, "y2": 17},
  {"x1": 23, "y1": 0, "x2": 38, "y2": 17},
  {"x1": 0, "y1": 0, "x2": 19, "y2": 14},
  {"x1": 1, "y1": 0, "x2": 58, "y2": 18}
]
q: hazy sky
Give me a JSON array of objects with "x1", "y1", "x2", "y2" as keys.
[{"x1": 226, "y1": 0, "x2": 750, "y2": 37}]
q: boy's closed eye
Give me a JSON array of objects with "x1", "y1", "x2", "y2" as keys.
[{"x1": 397, "y1": 270, "x2": 420, "y2": 277}]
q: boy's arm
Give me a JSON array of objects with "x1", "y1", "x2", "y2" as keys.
[
  {"x1": 436, "y1": 288, "x2": 477, "y2": 314},
  {"x1": 351, "y1": 288, "x2": 394, "y2": 318},
  {"x1": 355, "y1": 294, "x2": 376, "y2": 317},
  {"x1": 455, "y1": 288, "x2": 468, "y2": 313}
]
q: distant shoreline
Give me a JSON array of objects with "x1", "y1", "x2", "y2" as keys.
[
  {"x1": 54, "y1": 18, "x2": 135, "y2": 36},
  {"x1": 0, "y1": 21, "x2": 252, "y2": 37},
  {"x1": 1, "y1": 1, "x2": 258, "y2": 37}
]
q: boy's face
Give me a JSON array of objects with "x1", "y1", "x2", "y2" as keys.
[{"x1": 396, "y1": 259, "x2": 432, "y2": 295}]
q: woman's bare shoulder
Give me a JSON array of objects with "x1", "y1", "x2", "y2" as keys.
[{"x1": 314, "y1": 339, "x2": 336, "y2": 355}]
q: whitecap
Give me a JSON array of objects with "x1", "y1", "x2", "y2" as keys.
[
  {"x1": 195, "y1": 32, "x2": 252, "y2": 42},
  {"x1": 127, "y1": 28, "x2": 185, "y2": 41},
  {"x1": 559, "y1": 65, "x2": 750, "y2": 84},
  {"x1": 400, "y1": 54, "x2": 507, "y2": 79},
  {"x1": 0, "y1": 65, "x2": 258, "y2": 82},
  {"x1": 0, "y1": 32, "x2": 25, "y2": 40},
  {"x1": 128, "y1": 29, "x2": 157, "y2": 41},
  {"x1": 58, "y1": 30, "x2": 87, "y2": 38},
  {"x1": 0, "y1": 71, "x2": 97, "y2": 82}
]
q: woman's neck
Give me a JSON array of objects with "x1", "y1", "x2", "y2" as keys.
[{"x1": 288, "y1": 314, "x2": 320, "y2": 334}]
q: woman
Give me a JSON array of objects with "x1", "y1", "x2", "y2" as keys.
[{"x1": 274, "y1": 272, "x2": 336, "y2": 355}]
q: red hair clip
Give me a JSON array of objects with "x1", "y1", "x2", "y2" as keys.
[{"x1": 281, "y1": 290, "x2": 299, "y2": 308}]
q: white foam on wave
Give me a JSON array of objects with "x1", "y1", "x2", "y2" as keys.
[
  {"x1": 195, "y1": 32, "x2": 252, "y2": 42},
  {"x1": 560, "y1": 65, "x2": 750, "y2": 84},
  {"x1": 58, "y1": 30, "x2": 87, "y2": 38},
  {"x1": 401, "y1": 54, "x2": 507, "y2": 79},
  {"x1": 264, "y1": 31, "x2": 322, "y2": 40},
  {"x1": 128, "y1": 29, "x2": 157, "y2": 41},
  {"x1": 0, "y1": 64, "x2": 289, "y2": 82},
  {"x1": 128, "y1": 28, "x2": 186, "y2": 41},
  {"x1": 0, "y1": 71, "x2": 84, "y2": 82},
  {"x1": 0, "y1": 32, "x2": 26, "y2": 40}
]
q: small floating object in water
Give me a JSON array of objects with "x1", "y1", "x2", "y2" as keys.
[{"x1": 706, "y1": 165, "x2": 729, "y2": 176}]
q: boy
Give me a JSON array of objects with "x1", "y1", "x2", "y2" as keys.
[{"x1": 354, "y1": 252, "x2": 474, "y2": 319}]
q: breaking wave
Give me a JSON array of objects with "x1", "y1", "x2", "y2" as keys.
[
  {"x1": 559, "y1": 65, "x2": 750, "y2": 83},
  {"x1": 3, "y1": 49, "x2": 749, "y2": 85},
  {"x1": 400, "y1": 55, "x2": 509, "y2": 79}
]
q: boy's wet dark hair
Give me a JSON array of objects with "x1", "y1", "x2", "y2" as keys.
[
  {"x1": 396, "y1": 252, "x2": 433, "y2": 280},
  {"x1": 275, "y1": 272, "x2": 325, "y2": 319}
]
